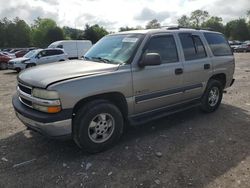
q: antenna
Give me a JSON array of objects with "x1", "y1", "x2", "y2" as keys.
[{"x1": 74, "y1": 20, "x2": 79, "y2": 59}]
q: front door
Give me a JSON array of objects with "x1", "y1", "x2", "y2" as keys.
[{"x1": 132, "y1": 34, "x2": 184, "y2": 114}]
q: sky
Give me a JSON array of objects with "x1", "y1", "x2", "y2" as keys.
[{"x1": 0, "y1": 0, "x2": 249, "y2": 31}]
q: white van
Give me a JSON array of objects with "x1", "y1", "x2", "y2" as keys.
[{"x1": 48, "y1": 40, "x2": 92, "y2": 59}]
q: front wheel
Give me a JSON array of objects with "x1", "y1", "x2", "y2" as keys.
[
  {"x1": 200, "y1": 79, "x2": 223, "y2": 113},
  {"x1": 73, "y1": 100, "x2": 124, "y2": 153}
]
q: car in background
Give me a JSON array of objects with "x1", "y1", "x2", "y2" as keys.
[
  {"x1": 8, "y1": 48, "x2": 68, "y2": 72},
  {"x1": 15, "y1": 48, "x2": 37, "y2": 58},
  {"x1": 0, "y1": 52, "x2": 13, "y2": 70},
  {"x1": 48, "y1": 40, "x2": 92, "y2": 59},
  {"x1": 229, "y1": 40, "x2": 243, "y2": 52},
  {"x1": 234, "y1": 43, "x2": 250, "y2": 52}
]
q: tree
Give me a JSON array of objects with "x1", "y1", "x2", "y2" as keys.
[
  {"x1": 31, "y1": 18, "x2": 58, "y2": 47},
  {"x1": 63, "y1": 26, "x2": 85, "y2": 40},
  {"x1": 202, "y1": 16, "x2": 224, "y2": 33},
  {"x1": 146, "y1": 19, "x2": 161, "y2": 29},
  {"x1": 225, "y1": 19, "x2": 250, "y2": 40},
  {"x1": 178, "y1": 15, "x2": 191, "y2": 27},
  {"x1": 190, "y1": 10, "x2": 209, "y2": 28},
  {"x1": 83, "y1": 24, "x2": 108, "y2": 43},
  {"x1": 46, "y1": 27, "x2": 64, "y2": 44},
  {"x1": 119, "y1": 26, "x2": 137, "y2": 32}
]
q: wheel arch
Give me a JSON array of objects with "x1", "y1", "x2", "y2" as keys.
[
  {"x1": 72, "y1": 92, "x2": 128, "y2": 120},
  {"x1": 209, "y1": 73, "x2": 226, "y2": 88}
]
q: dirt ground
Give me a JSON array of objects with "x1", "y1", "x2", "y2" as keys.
[{"x1": 0, "y1": 53, "x2": 249, "y2": 188}]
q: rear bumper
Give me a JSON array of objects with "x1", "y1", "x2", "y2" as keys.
[{"x1": 12, "y1": 94, "x2": 72, "y2": 138}]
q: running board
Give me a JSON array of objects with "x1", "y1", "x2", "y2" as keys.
[{"x1": 128, "y1": 99, "x2": 201, "y2": 126}]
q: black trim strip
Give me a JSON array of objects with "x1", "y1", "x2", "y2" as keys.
[{"x1": 135, "y1": 83, "x2": 203, "y2": 103}]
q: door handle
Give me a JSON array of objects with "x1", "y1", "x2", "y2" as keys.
[
  {"x1": 204, "y1": 64, "x2": 210, "y2": 70},
  {"x1": 175, "y1": 68, "x2": 183, "y2": 75}
]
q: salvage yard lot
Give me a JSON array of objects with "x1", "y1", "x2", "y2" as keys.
[{"x1": 0, "y1": 53, "x2": 250, "y2": 188}]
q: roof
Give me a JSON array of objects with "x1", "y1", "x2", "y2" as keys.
[{"x1": 116, "y1": 27, "x2": 221, "y2": 35}]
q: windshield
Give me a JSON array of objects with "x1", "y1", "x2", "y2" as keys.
[
  {"x1": 24, "y1": 50, "x2": 40, "y2": 58},
  {"x1": 84, "y1": 34, "x2": 144, "y2": 64}
]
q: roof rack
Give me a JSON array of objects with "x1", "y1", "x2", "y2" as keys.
[{"x1": 161, "y1": 26, "x2": 214, "y2": 31}]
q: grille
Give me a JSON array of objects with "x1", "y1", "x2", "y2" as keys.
[
  {"x1": 18, "y1": 82, "x2": 33, "y2": 108},
  {"x1": 20, "y1": 97, "x2": 32, "y2": 107},
  {"x1": 18, "y1": 83, "x2": 32, "y2": 95}
]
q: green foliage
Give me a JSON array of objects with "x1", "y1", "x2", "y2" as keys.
[
  {"x1": 0, "y1": 17, "x2": 31, "y2": 48},
  {"x1": 119, "y1": 26, "x2": 137, "y2": 32},
  {"x1": 31, "y1": 18, "x2": 59, "y2": 47},
  {"x1": 202, "y1": 16, "x2": 224, "y2": 33},
  {"x1": 178, "y1": 15, "x2": 191, "y2": 27},
  {"x1": 63, "y1": 26, "x2": 85, "y2": 40},
  {"x1": 146, "y1": 19, "x2": 161, "y2": 29},
  {"x1": 83, "y1": 24, "x2": 108, "y2": 43},
  {"x1": 225, "y1": 19, "x2": 250, "y2": 40},
  {"x1": 190, "y1": 10, "x2": 209, "y2": 28}
]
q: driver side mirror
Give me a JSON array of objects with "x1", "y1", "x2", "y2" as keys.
[{"x1": 139, "y1": 53, "x2": 161, "y2": 67}]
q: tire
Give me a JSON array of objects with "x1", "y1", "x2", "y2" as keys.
[
  {"x1": 59, "y1": 59, "x2": 65, "y2": 61},
  {"x1": 15, "y1": 68, "x2": 21, "y2": 73},
  {"x1": 0, "y1": 62, "x2": 7, "y2": 70},
  {"x1": 73, "y1": 100, "x2": 124, "y2": 153},
  {"x1": 26, "y1": 63, "x2": 36, "y2": 69},
  {"x1": 200, "y1": 79, "x2": 223, "y2": 113}
]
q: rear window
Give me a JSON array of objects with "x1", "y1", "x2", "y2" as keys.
[
  {"x1": 179, "y1": 33, "x2": 207, "y2": 61},
  {"x1": 204, "y1": 33, "x2": 232, "y2": 56}
]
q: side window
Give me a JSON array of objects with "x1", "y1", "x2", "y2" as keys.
[
  {"x1": 146, "y1": 35, "x2": 179, "y2": 64},
  {"x1": 40, "y1": 50, "x2": 49, "y2": 57},
  {"x1": 57, "y1": 45, "x2": 63, "y2": 48},
  {"x1": 204, "y1": 33, "x2": 232, "y2": 56},
  {"x1": 47, "y1": 50, "x2": 58, "y2": 56},
  {"x1": 179, "y1": 33, "x2": 207, "y2": 61},
  {"x1": 56, "y1": 50, "x2": 64, "y2": 55}
]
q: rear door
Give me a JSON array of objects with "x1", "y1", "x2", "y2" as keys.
[
  {"x1": 132, "y1": 33, "x2": 184, "y2": 114},
  {"x1": 178, "y1": 32, "x2": 213, "y2": 101}
]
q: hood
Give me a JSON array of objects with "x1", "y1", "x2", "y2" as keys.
[
  {"x1": 10, "y1": 57, "x2": 29, "y2": 62},
  {"x1": 18, "y1": 60, "x2": 119, "y2": 88}
]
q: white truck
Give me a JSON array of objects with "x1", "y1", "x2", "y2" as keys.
[{"x1": 48, "y1": 40, "x2": 92, "y2": 59}]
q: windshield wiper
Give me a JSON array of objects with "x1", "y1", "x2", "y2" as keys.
[{"x1": 90, "y1": 57, "x2": 112, "y2": 63}]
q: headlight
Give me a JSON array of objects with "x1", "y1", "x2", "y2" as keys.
[
  {"x1": 32, "y1": 88, "x2": 59, "y2": 100},
  {"x1": 32, "y1": 88, "x2": 61, "y2": 113}
]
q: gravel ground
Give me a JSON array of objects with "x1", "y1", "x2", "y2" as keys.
[{"x1": 0, "y1": 53, "x2": 249, "y2": 188}]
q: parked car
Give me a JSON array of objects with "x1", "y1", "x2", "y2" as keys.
[
  {"x1": 229, "y1": 40, "x2": 243, "y2": 52},
  {"x1": 8, "y1": 48, "x2": 68, "y2": 72},
  {"x1": 12, "y1": 28, "x2": 235, "y2": 153},
  {"x1": 15, "y1": 48, "x2": 37, "y2": 58},
  {"x1": 0, "y1": 52, "x2": 12, "y2": 70},
  {"x1": 48, "y1": 40, "x2": 92, "y2": 59},
  {"x1": 234, "y1": 43, "x2": 250, "y2": 52}
]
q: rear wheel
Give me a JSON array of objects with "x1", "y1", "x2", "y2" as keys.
[
  {"x1": 0, "y1": 62, "x2": 7, "y2": 70},
  {"x1": 200, "y1": 79, "x2": 223, "y2": 113},
  {"x1": 73, "y1": 100, "x2": 124, "y2": 153}
]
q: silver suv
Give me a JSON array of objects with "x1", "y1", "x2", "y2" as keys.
[
  {"x1": 12, "y1": 28, "x2": 235, "y2": 153},
  {"x1": 8, "y1": 48, "x2": 68, "y2": 72}
]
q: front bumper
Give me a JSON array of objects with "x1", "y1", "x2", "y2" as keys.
[
  {"x1": 8, "y1": 63, "x2": 25, "y2": 70},
  {"x1": 12, "y1": 94, "x2": 72, "y2": 138}
]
